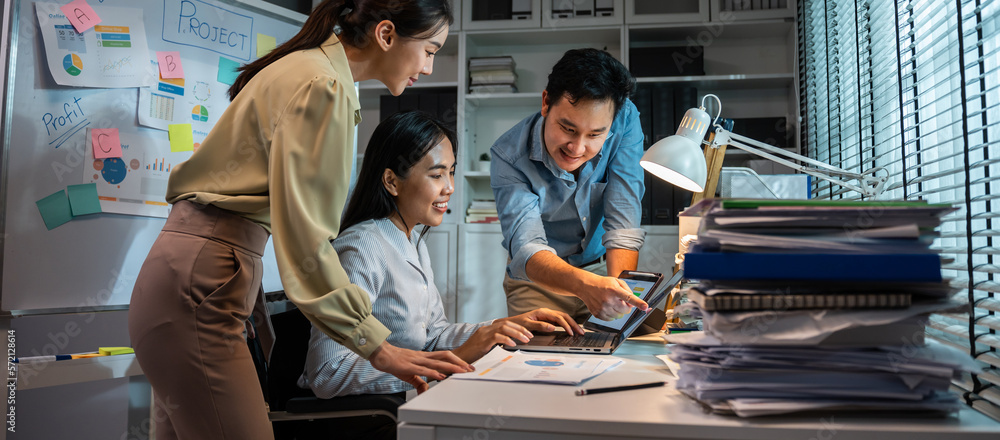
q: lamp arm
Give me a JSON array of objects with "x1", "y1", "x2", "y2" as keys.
[{"x1": 712, "y1": 129, "x2": 888, "y2": 198}]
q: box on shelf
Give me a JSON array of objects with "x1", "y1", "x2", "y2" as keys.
[
  {"x1": 729, "y1": 117, "x2": 790, "y2": 149},
  {"x1": 595, "y1": 0, "x2": 614, "y2": 16},
  {"x1": 512, "y1": 0, "x2": 532, "y2": 19},
  {"x1": 629, "y1": 46, "x2": 705, "y2": 77},
  {"x1": 380, "y1": 92, "x2": 458, "y2": 132}
]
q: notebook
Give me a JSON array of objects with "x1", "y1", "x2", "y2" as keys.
[
  {"x1": 686, "y1": 288, "x2": 912, "y2": 312},
  {"x1": 508, "y1": 270, "x2": 683, "y2": 354}
]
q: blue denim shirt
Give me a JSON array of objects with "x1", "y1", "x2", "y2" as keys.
[{"x1": 490, "y1": 99, "x2": 646, "y2": 281}]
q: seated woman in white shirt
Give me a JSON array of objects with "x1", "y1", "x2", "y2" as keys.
[{"x1": 299, "y1": 111, "x2": 583, "y2": 398}]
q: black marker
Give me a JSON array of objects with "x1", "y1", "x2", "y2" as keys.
[{"x1": 575, "y1": 381, "x2": 666, "y2": 396}]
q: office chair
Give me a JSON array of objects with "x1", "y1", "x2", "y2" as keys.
[{"x1": 248, "y1": 296, "x2": 405, "y2": 440}]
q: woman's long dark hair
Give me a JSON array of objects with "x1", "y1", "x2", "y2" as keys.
[
  {"x1": 228, "y1": 0, "x2": 453, "y2": 100},
  {"x1": 341, "y1": 110, "x2": 457, "y2": 241}
]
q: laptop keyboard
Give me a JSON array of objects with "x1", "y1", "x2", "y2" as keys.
[{"x1": 552, "y1": 332, "x2": 614, "y2": 347}]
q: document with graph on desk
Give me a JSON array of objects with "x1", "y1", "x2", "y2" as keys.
[{"x1": 450, "y1": 347, "x2": 623, "y2": 385}]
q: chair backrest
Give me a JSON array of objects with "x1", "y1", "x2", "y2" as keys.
[{"x1": 265, "y1": 307, "x2": 317, "y2": 411}]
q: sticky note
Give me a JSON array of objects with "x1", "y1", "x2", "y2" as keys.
[
  {"x1": 71, "y1": 353, "x2": 106, "y2": 359},
  {"x1": 67, "y1": 183, "x2": 102, "y2": 216},
  {"x1": 36, "y1": 190, "x2": 73, "y2": 230},
  {"x1": 168, "y1": 123, "x2": 194, "y2": 152},
  {"x1": 257, "y1": 34, "x2": 277, "y2": 58},
  {"x1": 60, "y1": 0, "x2": 101, "y2": 33},
  {"x1": 91, "y1": 128, "x2": 122, "y2": 159},
  {"x1": 156, "y1": 51, "x2": 185, "y2": 79},
  {"x1": 217, "y1": 57, "x2": 241, "y2": 85},
  {"x1": 99, "y1": 347, "x2": 135, "y2": 356}
]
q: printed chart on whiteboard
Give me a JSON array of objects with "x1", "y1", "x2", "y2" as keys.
[
  {"x1": 34, "y1": 2, "x2": 156, "y2": 88},
  {"x1": 138, "y1": 71, "x2": 227, "y2": 137},
  {"x1": 83, "y1": 128, "x2": 191, "y2": 218}
]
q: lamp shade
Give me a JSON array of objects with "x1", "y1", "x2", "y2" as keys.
[{"x1": 640, "y1": 107, "x2": 711, "y2": 192}]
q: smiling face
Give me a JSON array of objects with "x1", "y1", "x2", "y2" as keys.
[
  {"x1": 540, "y1": 91, "x2": 615, "y2": 173},
  {"x1": 385, "y1": 138, "x2": 456, "y2": 233},
  {"x1": 378, "y1": 22, "x2": 449, "y2": 96}
]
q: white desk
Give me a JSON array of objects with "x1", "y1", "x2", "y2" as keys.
[
  {"x1": 14, "y1": 354, "x2": 143, "y2": 390},
  {"x1": 398, "y1": 340, "x2": 1000, "y2": 440}
]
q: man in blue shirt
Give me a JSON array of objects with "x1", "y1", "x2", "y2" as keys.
[{"x1": 490, "y1": 48, "x2": 648, "y2": 323}]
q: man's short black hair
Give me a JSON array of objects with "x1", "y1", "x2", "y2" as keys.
[{"x1": 545, "y1": 48, "x2": 636, "y2": 116}]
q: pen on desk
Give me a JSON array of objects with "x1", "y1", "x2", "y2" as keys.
[
  {"x1": 13, "y1": 355, "x2": 72, "y2": 363},
  {"x1": 575, "y1": 381, "x2": 666, "y2": 396}
]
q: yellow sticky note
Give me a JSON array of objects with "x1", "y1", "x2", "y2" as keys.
[
  {"x1": 168, "y1": 124, "x2": 194, "y2": 152},
  {"x1": 98, "y1": 347, "x2": 135, "y2": 356},
  {"x1": 71, "y1": 353, "x2": 106, "y2": 359},
  {"x1": 257, "y1": 33, "x2": 277, "y2": 58}
]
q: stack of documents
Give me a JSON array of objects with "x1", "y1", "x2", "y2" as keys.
[
  {"x1": 468, "y1": 56, "x2": 518, "y2": 94},
  {"x1": 666, "y1": 332, "x2": 979, "y2": 417},
  {"x1": 666, "y1": 199, "x2": 978, "y2": 417},
  {"x1": 450, "y1": 347, "x2": 623, "y2": 385},
  {"x1": 466, "y1": 199, "x2": 499, "y2": 223}
]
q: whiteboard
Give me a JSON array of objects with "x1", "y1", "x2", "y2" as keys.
[{"x1": 0, "y1": 0, "x2": 305, "y2": 313}]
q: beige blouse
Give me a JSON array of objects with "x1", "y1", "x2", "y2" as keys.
[{"x1": 166, "y1": 34, "x2": 389, "y2": 358}]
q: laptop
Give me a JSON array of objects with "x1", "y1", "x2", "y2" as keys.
[{"x1": 507, "y1": 270, "x2": 684, "y2": 354}]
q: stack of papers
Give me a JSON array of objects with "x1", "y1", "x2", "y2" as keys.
[
  {"x1": 450, "y1": 347, "x2": 623, "y2": 385},
  {"x1": 466, "y1": 199, "x2": 498, "y2": 223},
  {"x1": 665, "y1": 333, "x2": 979, "y2": 417},
  {"x1": 468, "y1": 56, "x2": 518, "y2": 94},
  {"x1": 667, "y1": 199, "x2": 977, "y2": 417}
]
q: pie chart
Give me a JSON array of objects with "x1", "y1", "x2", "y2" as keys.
[
  {"x1": 100, "y1": 157, "x2": 127, "y2": 185},
  {"x1": 191, "y1": 105, "x2": 208, "y2": 122},
  {"x1": 63, "y1": 54, "x2": 83, "y2": 76}
]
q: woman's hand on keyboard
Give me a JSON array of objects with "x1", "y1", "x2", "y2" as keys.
[
  {"x1": 453, "y1": 320, "x2": 534, "y2": 363},
  {"x1": 506, "y1": 308, "x2": 584, "y2": 336}
]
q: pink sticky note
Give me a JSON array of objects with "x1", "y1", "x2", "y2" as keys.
[
  {"x1": 60, "y1": 0, "x2": 102, "y2": 33},
  {"x1": 92, "y1": 128, "x2": 122, "y2": 159},
  {"x1": 157, "y1": 51, "x2": 185, "y2": 79}
]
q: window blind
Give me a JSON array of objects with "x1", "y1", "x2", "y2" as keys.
[{"x1": 799, "y1": 0, "x2": 1000, "y2": 421}]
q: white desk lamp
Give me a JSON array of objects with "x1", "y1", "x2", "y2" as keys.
[{"x1": 640, "y1": 94, "x2": 889, "y2": 199}]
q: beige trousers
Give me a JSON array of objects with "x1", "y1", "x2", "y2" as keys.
[
  {"x1": 503, "y1": 259, "x2": 608, "y2": 323},
  {"x1": 128, "y1": 200, "x2": 272, "y2": 440}
]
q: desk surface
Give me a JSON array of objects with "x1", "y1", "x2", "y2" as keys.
[
  {"x1": 398, "y1": 340, "x2": 1000, "y2": 440},
  {"x1": 14, "y1": 354, "x2": 142, "y2": 390}
]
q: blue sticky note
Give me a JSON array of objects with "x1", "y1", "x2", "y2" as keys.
[
  {"x1": 36, "y1": 190, "x2": 73, "y2": 230},
  {"x1": 67, "y1": 183, "x2": 102, "y2": 216},
  {"x1": 217, "y1": 57, "x2": 241, "y2": 85}
]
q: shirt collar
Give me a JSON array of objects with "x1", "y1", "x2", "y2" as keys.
[
  {"x1": 320, "y1": 34, "x2": 362, "y2": 125},
  {"x1": 373, "y1": 218, "x2": 421, "y2": 265}
]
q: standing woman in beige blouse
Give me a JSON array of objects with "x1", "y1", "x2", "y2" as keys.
[{"x1": 127, "y1": 1, "x2": 468, "y2": 438}]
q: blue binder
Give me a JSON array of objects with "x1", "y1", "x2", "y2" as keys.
[{"x1": 683, "y1": 252, "x2": 942, "y2": 282}]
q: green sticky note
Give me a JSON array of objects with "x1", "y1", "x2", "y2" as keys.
[
  {"x1": 66, "y1": 183, "x2": 102, "y2": 216},
  {"x1": 256, "y1": 33, "x2": 277, "y2": 58},
  {"x1": 217, "y1": 57, "x2": 241, "y2": 85},
  {"x1": 99, "y1": 347, "x2": 135, "y2": 356},
  {"x1": 36, "y1": 190, "x2": 73, "y2": 230},
  {"x1": 168, "y1": 123, "x2": 194, "y2": 152}
]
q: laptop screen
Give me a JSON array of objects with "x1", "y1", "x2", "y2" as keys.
[{"x1": 586, "y1": 275, "x2": 661, "y2": 332}]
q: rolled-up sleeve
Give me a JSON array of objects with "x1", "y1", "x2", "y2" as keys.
[
  {"x1": 602, "y1": 100, "x2": 646, "y2": 252},
  {"x1": 491, "y1": 148, "x2": 557, "y2": 281},
  {"x1": 269, "y1": 77, "x2": 389, "y2": 359}
]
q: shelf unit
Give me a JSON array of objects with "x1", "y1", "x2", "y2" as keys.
[{"x1": 354, "y1": 0, "x2": 799, "y2": 322}]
